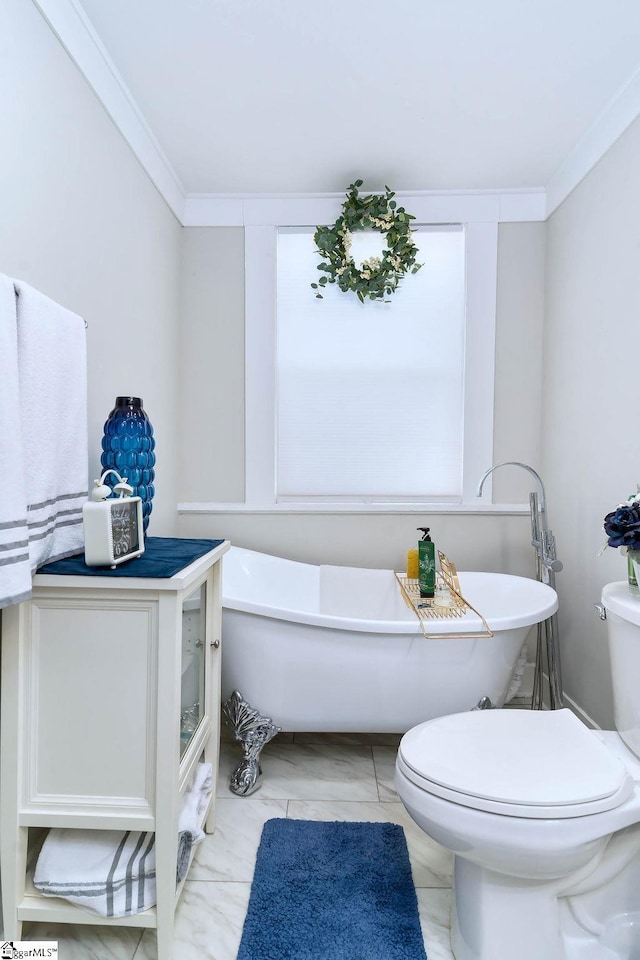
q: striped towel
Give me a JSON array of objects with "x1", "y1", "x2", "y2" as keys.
[
  {"x1": 0, "y1": 275, "x2": 88, "y2": 608},
  {"x1": 0, "y1": 275, "x2": 31, "y2": 606},
  {"x1": 34, "y1": 828, "x2": 160, "y2": 918},
  {"x1": 33, "y1": 763, "x2": 213, "y2": 917}
]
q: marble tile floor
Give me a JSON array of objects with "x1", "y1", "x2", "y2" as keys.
[{"x1": 23, "y1": 732, "x2": 456, "y2": 960}]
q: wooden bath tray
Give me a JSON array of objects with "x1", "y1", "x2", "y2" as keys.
[{"x1": 395, "y1": 551, "x2": 494, "y2": 639}]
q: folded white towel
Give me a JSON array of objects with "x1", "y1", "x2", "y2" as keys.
[
  {"x1": 191, "y1": 760, "x2": 213, "y2": 810},
  {"x1": 14, "y1": 278, "x2": 88, "y2": 572},
  {"x1": 178, "y1": 790, "x2": 205, "y2": 845},
  {"x1": 33, "y1": 762, "x2": 214, "y2": 917},
  {"x1": 34, "y1": 828, "x2": 158, "y2": 918},
  {"x1": 178, "y1": 761, "x2": 214, "y2": 842},
  {"x1": 0, "y1": 275, "x2": 31, "y2": 607}
]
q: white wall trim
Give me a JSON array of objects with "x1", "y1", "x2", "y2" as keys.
[
  {"x1": 463, "y1": 222, "x2": 498, "y2": 503},
  {"x1": 31, "y1": 0, "x2": 186, "y2": 222},
  {"x1": 546, "y1": 63, "x2": 640, "y2": 217},
  {"x1": 177, "y1": 502, "x2": 531, "y2": 515},
  {"x1": 244, "y1": 226, "x2": 277, "y2": 505},
  {"x1": 244, "y1": 221, "x2": 499, "y2": 511},
  {"x1": 560, "y1": 687, "x2": 600, "y2": 730},
  {"x1": 183, "y1": 191, "x2": 546, "y2": 227}
]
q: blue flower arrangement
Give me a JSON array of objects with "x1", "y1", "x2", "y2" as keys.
[{"x1": 603, "y1": 499, "x2": 640, "y2": 552}]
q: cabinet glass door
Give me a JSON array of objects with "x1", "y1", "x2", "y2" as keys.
[{"x1": 180, "y1": 582, "x2": 206, "y2": 757}]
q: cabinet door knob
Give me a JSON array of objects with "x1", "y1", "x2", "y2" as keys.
[{"x1": 212, "y1": 638, "x2": 220, "y2": 648}]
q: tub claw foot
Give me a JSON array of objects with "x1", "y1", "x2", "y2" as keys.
[
  {"x1": 222, "y1": 691, "x2": 281, "y2": 796},
  {"x1": 472, "y1": 696, "x2": 495, "y2": 710}
]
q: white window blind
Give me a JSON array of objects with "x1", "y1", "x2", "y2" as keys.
[{"x1": 276, "y1": 225, "x2": 466, "y2": 501}]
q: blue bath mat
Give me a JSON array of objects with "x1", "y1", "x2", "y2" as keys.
[{"x1": 237, "y1": 819, "x2": 427, "y2": 960}]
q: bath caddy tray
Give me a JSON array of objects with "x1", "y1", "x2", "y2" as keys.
[{"x1": 395, "y1": 551, "x2": 494, "y2": 639}]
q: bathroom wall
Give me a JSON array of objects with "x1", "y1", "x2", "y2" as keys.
[
  {"x1": 543, "y1": 115, "x2": 640, "y2": 730},
  {"x1": 177, "y1": 221, "x2": 547, "y2": 578},
  {"x1": 0, "y1": 0, "x2": 182, "y2": 535}
]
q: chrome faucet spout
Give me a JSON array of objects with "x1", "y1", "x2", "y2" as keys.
[{"x1": 476, "y1": 461, "x2": 546, "y2": 516}]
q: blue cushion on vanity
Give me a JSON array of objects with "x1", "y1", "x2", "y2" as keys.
[{"x1": 37, "y1": 536, "x2": 224, "y2": 579}]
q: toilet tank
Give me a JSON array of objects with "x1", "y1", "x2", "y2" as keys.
[{"x1": 602, "y1": 582, "x2": 640, "y2": 758}]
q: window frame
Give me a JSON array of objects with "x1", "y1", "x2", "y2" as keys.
[
  {"x1": 275, "y1": 223, "x2": 468, "y2": 503},
  {"x1": 245, "y1": 200, "x2": 499, "y2": 509}
]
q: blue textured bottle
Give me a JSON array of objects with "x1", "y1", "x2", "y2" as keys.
[{"x1": 100, "y1": 397, "x2": 156, "y2": 532}]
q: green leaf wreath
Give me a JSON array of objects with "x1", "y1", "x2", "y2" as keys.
[{"x1": 311, "y1": 180, "x2": 423, "y2": 303}]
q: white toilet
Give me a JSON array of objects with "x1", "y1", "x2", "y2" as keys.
[{"x1": 395, "y1": 581, "x2": 640, "y2": 960}]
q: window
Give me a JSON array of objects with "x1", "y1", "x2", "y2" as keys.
[
  {"x1": 244, "y1": 212, "x2": 498, "y2": 509},
  {"x1": 276, "y1": 226, "x2": 466, "y2": 500}
]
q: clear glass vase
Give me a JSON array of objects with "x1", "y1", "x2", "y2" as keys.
[{"x1": 100, "y1": 397, "x2": 156, "y2": 533}]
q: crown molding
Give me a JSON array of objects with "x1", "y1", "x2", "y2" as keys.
[
  {"x1": 546, "y1": 63, "x2": 640, "y2": 217},
  {"x1": 32, "y1": 0, "x2": 640, "y2": 225},
  {"x1": 32, "y1": 0, "x2": 186, "y2": 222},
  {"x1": 182, "y1": 190, "x2": 547, "y2": 226}
]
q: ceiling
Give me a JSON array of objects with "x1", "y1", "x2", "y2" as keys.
[{"x1": 58, "y1": 0, "x2": 640, "y2": 201}]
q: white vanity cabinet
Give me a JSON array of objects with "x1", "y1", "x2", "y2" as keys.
[{"x1": 0, "y1": 538, "x2": 229, "y2": 959}]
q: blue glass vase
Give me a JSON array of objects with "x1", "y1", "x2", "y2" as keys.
[{"x1": 100, "y1": 397, "x2": 156, "y2": 533}]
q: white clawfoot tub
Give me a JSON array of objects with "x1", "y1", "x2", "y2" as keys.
[{"x1": 221, "y1": 547, "x2": 558, "y2": 733}]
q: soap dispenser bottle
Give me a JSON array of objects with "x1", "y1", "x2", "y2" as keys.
[{"x1": 418, "y1": 527, "x2": 436, "y2": 599}]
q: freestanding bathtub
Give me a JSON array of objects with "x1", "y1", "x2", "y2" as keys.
[{"x1": 221, "y1": 546, "x2": 558, "y2": 733}]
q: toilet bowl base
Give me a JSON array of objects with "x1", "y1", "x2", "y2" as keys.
[
  {"x1": 449, "y1": 838, "x2": 640, "y2": 960},
  {"x1": 451, "y1": 856, "x2": 566, "y2": 960}
]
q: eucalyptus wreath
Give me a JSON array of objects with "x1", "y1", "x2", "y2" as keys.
[{"x1": 311, "y1": 180, "x2": 423, "y2": 303}]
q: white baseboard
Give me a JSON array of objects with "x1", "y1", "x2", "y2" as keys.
[
  {"x1": 561, "y1": 688, "x2": 600, "y2": 729},
  {"x1": 510, "y1": 663, "x2": 600, "y2": 729}
]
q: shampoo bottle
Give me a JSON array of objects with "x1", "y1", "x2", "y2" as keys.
[{"x1": 418, "y1": 527, "x2": 436, "y2": 599}]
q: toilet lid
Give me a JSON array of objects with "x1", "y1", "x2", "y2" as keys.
[{"x1": 399, "y1": 708, "x2": 634, "y2": 818}]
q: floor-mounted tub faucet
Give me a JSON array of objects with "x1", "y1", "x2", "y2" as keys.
[
  {"x1": 477, "y1": 462, "x2": 563, "y2": 579},
  {"x1": 478, "y1": 461, "x2": 548, "y2": 514},
  {"x1": 477, "y1": 461, "x2": 563, "y2": 710}
]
